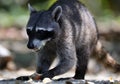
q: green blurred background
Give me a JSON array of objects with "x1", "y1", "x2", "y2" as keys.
[
  {"x1": 0, "y1": 0, "x2": 120, "y2": 69},
  {"x1": 0, "y1": 0, "x2": 120, "y2": 28}
]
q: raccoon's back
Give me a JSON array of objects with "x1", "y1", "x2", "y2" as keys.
[
  {"x1": 78, "y1": 11, "x2": 98, "y2": 52},
  {"x1": 49, "y1": 0, "x2": 98, "y2": 47}
]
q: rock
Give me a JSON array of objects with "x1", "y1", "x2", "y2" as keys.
[{"x1": 0, "y1": 45, "x2": 15, "y2": 70}]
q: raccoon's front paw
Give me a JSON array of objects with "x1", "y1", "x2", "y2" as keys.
[
  {"x1": 16, "y1": 76, "x2": 30, "y2": 81},
  {"x1": 30, "y1": 73, "x2": 42, "y2": 81}
]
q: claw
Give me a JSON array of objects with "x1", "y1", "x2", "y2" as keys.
[
  {"x1": 30, "y1": 73, "x2": 42, "y2": 80},
  {"x1": 16, "y1": 76, "x2": 30, "y2": 81},
  {"x1": 16, "y1": 73, "x2": 42, "y2": 81}
]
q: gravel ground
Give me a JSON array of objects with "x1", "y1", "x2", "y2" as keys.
[
  {"x1": 0, "y1": 68, "x2": 120, "y2": 84},
  {"x1": 0, "y1": 78, "x2": 120, "y2": 84}
]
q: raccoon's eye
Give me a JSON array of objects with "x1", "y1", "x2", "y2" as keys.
[
  {"x1": 37, "y1": 30, "x2": 54, "y2": 40},
  {"x1": 26, "y1": 29, "x2": 32, "y2": 35},
  {"x1": 38, "y1": 30, "x2": 44, "y2": 33},
  {"x1": 37, "y1": 30, "x2": 45, "y2": 34}
]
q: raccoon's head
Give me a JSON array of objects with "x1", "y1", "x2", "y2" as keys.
[{"x1": 26, "y1": 4, "x2": 62, "y2": 51}]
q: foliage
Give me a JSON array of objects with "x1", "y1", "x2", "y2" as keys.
[
  {"x1": 0, "y1": 0, "x2": 120, "y2": 28},
  {"x1": 0, "y1": 7, "x2": 28, "y2": 28}
]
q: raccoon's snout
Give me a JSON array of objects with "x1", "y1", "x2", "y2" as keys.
[
  {"x1": 27, "y1": 39, "x2": 49, "y2": 51},
  {"x1": 27, "y1": 42, "x2": 35, "y2": 49},
  {"x1": 27, "y1": 41, "x2": 39, "y2": 50}
]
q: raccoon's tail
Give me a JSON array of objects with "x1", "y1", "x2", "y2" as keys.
[{"x1": 92, "y1": 40, "x2": 120, "y2": 73}]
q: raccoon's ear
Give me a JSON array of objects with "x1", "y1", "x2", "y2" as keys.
[
  {"x1": 52, "y1": 6, "x2": 62, "y2": 21},
  {"x1": 28, "y1": 3, "x2": 37, "y2": 13}
]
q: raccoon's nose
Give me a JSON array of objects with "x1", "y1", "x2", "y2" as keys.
[{"x1": 27, "y1": 42, "x2": 34, "y2": 49}]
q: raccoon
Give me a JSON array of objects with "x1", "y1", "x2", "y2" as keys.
[{"x1": 17, "y1": 0, "x2": 120, "y2": 81}]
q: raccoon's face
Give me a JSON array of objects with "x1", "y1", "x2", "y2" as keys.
[{"x1": 26, "y1": 4, "x2": 62, "y2": 51}]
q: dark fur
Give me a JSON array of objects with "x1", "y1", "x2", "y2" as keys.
[{"x1": 27, "y1": 0, "x2": 98, "y2": 79}]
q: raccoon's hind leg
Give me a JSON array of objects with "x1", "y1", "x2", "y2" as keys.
[{"x1": 73, "y1": 47, "x2": 90, "y2": 79}]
